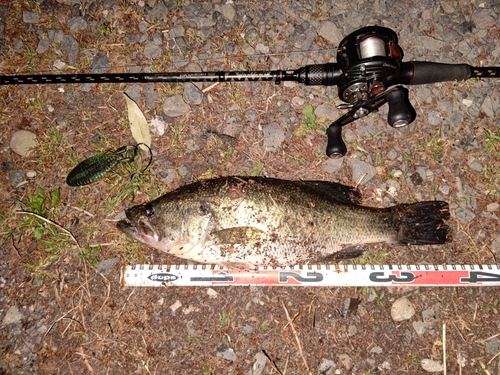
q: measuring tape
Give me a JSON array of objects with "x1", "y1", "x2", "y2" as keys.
[{"x1": 121, "y1": 264, "x2": 500, "y2": 287}]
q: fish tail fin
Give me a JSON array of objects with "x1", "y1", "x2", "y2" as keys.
[{"x1": 395, "y1": 201, "x2": 451, "y2": 245}]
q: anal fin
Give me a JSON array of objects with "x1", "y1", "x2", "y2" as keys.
[{"x1": 317, "y1": 245, "x2": 367, "y2": 262}]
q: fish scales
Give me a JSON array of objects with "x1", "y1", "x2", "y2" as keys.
[{"x1": 117, "y1": 177, "x2": 450, "y2": 267}]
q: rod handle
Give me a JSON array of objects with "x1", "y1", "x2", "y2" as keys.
[{"x1": 398, "y1": 62, "x2": 472, "y2": 85}]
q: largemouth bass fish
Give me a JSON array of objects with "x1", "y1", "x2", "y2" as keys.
[{"x1": 117, "y1": 177, "x2": 450, "y2": 267}]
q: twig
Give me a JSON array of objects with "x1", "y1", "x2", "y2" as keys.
[
  {"x1": 15, "y1": 210, "x2": 81, "y2": 249},
  {"x1": 70, "y1": 206, "x2": 95, "y2": 217},
  {"x1": 202, "y1": 82, "x2": 219, "y2": 92},
  {"x1": 481, "y1": 334, "x2": 500, "y2": 343},
  {"x1": 479, "y1": 360, "x2": 491, "y2": 375},
  {"x1": 76, "y1": 346, "x2": 94, "y2": 373},
  {"x1": 261, "y1": 350, "x2": 283, "y2": 375},
  {"x1": 283, "y1": 356, "x2": 289, "y2": 375},
  {"x1": 115, "y1": 289, "x2": 136, "y2": 321},
  {"x1": 45, "y1": 309, "x2": 75, "y2": 336},
  {"x1": 282, "y1": 302, "x2": 311, "y2": 375},
  {"x1": 90, "y1": 266, "x2": 111, "y2": 322},
  {"x1": 354, "y1": 172, "x2": 368, "y2": 188},
  {"x1": 283, "y1": 310, "x2": 300, "y2": 330},
  {"x1": 307, "y1": 297, "x2": 316, "y2": 328},
  {"x1": 443, "y1": 323, "x2": 447, "y2": 375},
  {"x1": 487, "y1": 350, "x2": 500, "y2": 365},
  {"x1": 450, "y1": 319, "x2": 467, "y2": 343}
]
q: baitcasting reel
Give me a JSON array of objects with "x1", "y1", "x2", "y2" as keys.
[
  {"x1": 327, "y1": 26, "x2": 414, "y2": 157},
  {"x1": 1, "y1": 26, "x2": 499, "y2": 158}
]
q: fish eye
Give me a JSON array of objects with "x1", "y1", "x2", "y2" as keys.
[{"x1": 144, "y1": 204, "x2": 155, "y2": 217}]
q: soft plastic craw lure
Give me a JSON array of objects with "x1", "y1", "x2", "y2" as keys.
[{"x1": 66, "y1": 143, "x2": 152, "y2": 186}]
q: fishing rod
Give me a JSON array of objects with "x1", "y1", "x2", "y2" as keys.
[{"x1": 1, "y1": 26, "x2": 499, "y2": 158}]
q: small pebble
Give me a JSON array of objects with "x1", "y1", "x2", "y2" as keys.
[
  {"x1": 323, "y1": 157, "x2": 343, "y2": 174},
  {"x1": 318, "y1": 358, "x2": 337, "y2": 375},
  {"x1": 420, "y1": 359, "x2": 444, "y2": 373},
  {"x1": 349, "y1": 158, "x2": 376, "y2": 185},
  {"x1": 251, "y1": 352, "x2": 267, "y2": 375},
  {"x1": 291, "y1": 96, "x2": 305, "y2": 108},
  {"x1": 262, "y1": 122, "x2": 285, "y2": 151},
  {"x1": 412, "y1": 321, "x2": 428, "y2": 336},
  {"x1": 170, "y1": 300, "x2": 182, "y2": 312},
  {"x1": 454, "y1": 207, "x2": 476, "y2": 224},
  {"x1": 2, "y1": 306, "x2": 23, "y2": 325},
  {"x1": 163, "y1": 95, "x2": 191, "y2": 117},
  {"x1": 462, "y1": 98, "x2": 473, "y2": 107},
  {"x1": 439, "y1": 185, "x2": 450, "y2": 195},
  {"x1": 92, "y1": 133, "x2": 102, "y2": 144},
  {"x1": 23, "y1": 11, "x2": 39, "y2": 24},
  {"x1": 206, "y1": 288, "x2": 218, "y2": 298},
  {"x1": 314, "y1": 103, "x2": 338, "y2": 121},
  {"x1": 485, "y1": 337, "x2": 500, "y2": 356},
  {"x1": 221, "y1": 3, "x2": 236, "y2": 22},
  {"x1": 150, "y1": 116, "x2": 168, "y2": 136},
  {"x1": 95, "y1": 258, "x2": 120, "y2": 276},
  {"x1": 490, "y1": 234, "x2": 500, "y2": 255},
  {"x1": 183, "y1": 82, "x2": 203, "y2": 105},
  {"x1": 318, "y1": 20, "x2": 344, "y2": 45},
  {"x1": 370, "y1": 346, "x2": 383, "y2": 354},
  {"x1": 391, "y1": 297, "x2": 416, "y2": 322},
  {"x1": 1, "y1": 161, "x2": 13, "y2": 171},
  {"x1": 10, "y1": 130, "x2": 37, "y2": 157},
  {"x1": 9, "y1": 169, "x2": 25, "y2": 187},
  {"x1": 242, "y1": 324, "x2": 254, "y2": 335},
  {"x1": 53, "y1": 59, "x2": 66, "y2": 70},
  {"x1": 215, "y1": 345, "x2": 237, "y2": 362},
  {"x1": 486, "y1": 202, "x2": 499, "y2": 212},
  {"x1": 337, "y1": 354, "x2": 353, "y2": 371}
]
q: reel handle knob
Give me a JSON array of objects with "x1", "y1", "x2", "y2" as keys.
[
  {"x1": 326, "y1": 125, "x2": 347, "y2": 158},
  {"x1": 386, "y1": 86, "x2": 413, "y2": 127}
]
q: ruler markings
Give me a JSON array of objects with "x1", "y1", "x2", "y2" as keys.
[{"x1": 120, "y1": 264, "x2": 500, "y2": 287}]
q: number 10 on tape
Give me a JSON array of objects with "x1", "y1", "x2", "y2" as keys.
[{"x1": 121, "y1": 264, "x2": 500, "y2": 287}]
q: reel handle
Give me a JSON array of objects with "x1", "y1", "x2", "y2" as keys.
[
  {"x1": 386, "y1": 86, "x2": 414, "y2": 127},
  {"x1": 326, "y1": 125, "x2": 347, "y2": 159}
]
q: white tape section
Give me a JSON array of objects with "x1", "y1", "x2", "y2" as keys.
[{"x1": 121, "y1": 264, "x2": 500, "y2": 287}]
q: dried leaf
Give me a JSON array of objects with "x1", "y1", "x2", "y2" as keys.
[{"x1": 123, "y1": 93, "x2": 151, "y2": 150}]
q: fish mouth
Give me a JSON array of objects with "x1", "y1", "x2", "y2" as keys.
[{"x1": 117, "y1": 216, "x2": 160, "y2": 244}]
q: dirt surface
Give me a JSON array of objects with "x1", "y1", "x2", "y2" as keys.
[{"x1": 1, "y1": 1, "x2": 499, "y2": 374}]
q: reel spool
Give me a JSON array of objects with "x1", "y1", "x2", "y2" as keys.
[{"x1": 337, "y1": 27, "x2": 403, "y2": 103}]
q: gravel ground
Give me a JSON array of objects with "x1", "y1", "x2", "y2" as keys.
[{"x1": 1, "y1": 1, "x2": 499, "y2": 374}]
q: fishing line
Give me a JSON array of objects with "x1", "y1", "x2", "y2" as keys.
[{"x1": 0, "y1": 47, "x2": 338, "y2": 76}]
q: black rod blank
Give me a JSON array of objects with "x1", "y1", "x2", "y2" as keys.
[{"x1": 0, "y1": 63, "x2": 342, "y2": 86}]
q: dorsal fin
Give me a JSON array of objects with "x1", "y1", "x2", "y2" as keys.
[{"x1": 300, "y1": 180, "x2": 362, "y2": 205}]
